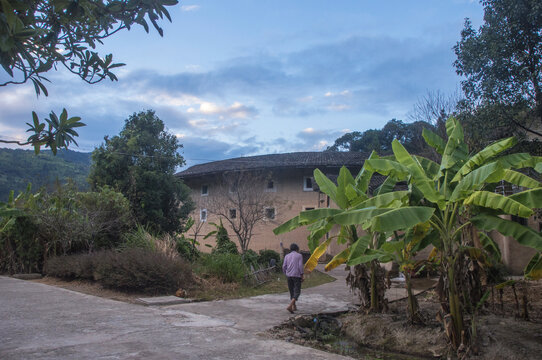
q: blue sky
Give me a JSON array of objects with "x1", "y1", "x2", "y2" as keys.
[{"x1": 0, "y1": 1, "x2": 483, "y2": 169}]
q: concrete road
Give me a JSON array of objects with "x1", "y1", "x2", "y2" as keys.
[
  {"x1": 0, "y1": 265, "x2": 424, "y2": 359},
  {"x1": 0, "y1": 268, "x2": 356, "y2": 360}
]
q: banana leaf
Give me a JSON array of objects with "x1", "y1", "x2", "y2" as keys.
[
  {"x1": 508, "y1": 188, "x2": 542, "y2": 209},
  {"x1": 347, "y1": 249, "x2": 393, "y2": 266},
  {"x1": 452, "y1": 137, "x2": 517, "y2": 182},
  {"x1": 464, "y1": 191, "x2": 533, "y2": 218},
  {"x1": 471, "y1": 214, "x2": 542, "y2": 252},
  {"x1": 370, "y1": 206, "x2": 435, "y2": 233},
  {"x1": 336, "y1": 166, "x2": 355, "y2": 209},
  {"x1": 422, "y1": 128, "x2": 446, "y2": 155},
  {"x1": 355, "y1": 150, "x2": 378, "y2": 193},
  {"x1": 325, "y1": 248, "x2": 350, "y2": 271},
  {"x1": 314, "y1": 168, "x2": 338, "y2": 205},
  {"x1": 352, "y1": 191, "x2": 409, "y2": 210},
  {"x1": 304, "y1": 237, "x2": 331, "y2": 272},
  {"x1": 449, "y1": 162, "x2": 504, "y2": 201},
  {"x1": 392, "y1": 139, "x2": 444, "y2": 207},
  {"x1": 364, "y1": 158, "x2": 409, "y2": 180},
  {"x1": 524, "y1": 253, "x2": 542, "y2": 280}
]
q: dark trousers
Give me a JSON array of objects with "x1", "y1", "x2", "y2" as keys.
[{"x1": 287, "y1": 276, "x2": 302, "y2": 300}]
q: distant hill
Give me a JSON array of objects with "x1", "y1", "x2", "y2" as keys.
[{"x1": 0, "y1": 148, "x2": 92, "y2": 201}]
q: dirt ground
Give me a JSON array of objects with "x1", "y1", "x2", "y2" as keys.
[{"x1": 268, "y1": 280, "x2": 542, "y2": 359}]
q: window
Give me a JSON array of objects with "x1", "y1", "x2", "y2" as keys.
[
  {"x1": 303, "y1": 176, "x2": 313, "y2": 191},
  {"x1": 200, "y1": 209, "x2": 208, "y2": 222},
  {"x1": 229, "y1": 209, "x2": 237, "y2": 219},
  {"x1": 303, "y1": 206, "x2": 315, "y2": 211},
  {"x1": 265, "y1": 179, "x2": 276, "y2": 192},
  {"x1": 264, "y1": 207, "x2": 276, "y2": 220},
  {"x1": 201, "y1": 185, "x2": 208, "y2": 196}
]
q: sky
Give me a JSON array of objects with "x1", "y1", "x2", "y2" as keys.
[{"x1": 0, "y1": 0, "x2": 484, "y2": 169}]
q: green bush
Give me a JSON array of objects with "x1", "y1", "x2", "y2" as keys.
[
  {"x1": 258, "y1": 249, "x2": 280, "y2": 267},
  {"x1": 94, "y1": 248, "x2": 192, "y2": 294},
  {"x1": 242, "y1": 249, "x2": 259, "y2": 269},
  {"x1": 121, "y1": 224, "x2": 156, "y2": 250},
  {"x1": 202, "y1": 253, "x2": 245, "y2": 283},
  {"x1": 206, "y1": 220, "x2": 238, "y2": 255}
]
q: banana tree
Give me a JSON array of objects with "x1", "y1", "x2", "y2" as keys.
[
  {"x1": 363, "y1": 117, "x2": 542, "y2": 349},
  {"x1": 274, "y1": 152, "x2": 432, "y2": 312}
]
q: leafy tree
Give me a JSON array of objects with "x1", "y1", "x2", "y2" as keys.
[
  {"x1": 0, "y1": 0, "x2": 178, "y2": 152},
  {"x1": 454, "y1": 0, "x2": 542, "y2": 137},
  {"x1": 88, "y1": 110, "x2": 193, "y2": 233},
  {"x1": 326, "y1": 119, "x2": 437, "y2": 157}
]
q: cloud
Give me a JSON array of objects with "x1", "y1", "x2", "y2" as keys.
[
  {"x1": 294, "y1": 127, "x2": 346, "y2": 151},
  {"x1": 181, "y1": 5, "x2": 200, "y2": 12},
  {"x1": 187, "y1": 101, "x2": 258, "y2": 119}
]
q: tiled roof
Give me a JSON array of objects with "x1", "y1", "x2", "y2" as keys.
[{"x1": 176, "y1": 151, "x2": 368, "y2": 178}]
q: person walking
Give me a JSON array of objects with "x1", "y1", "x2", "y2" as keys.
[{"x1": 282, "y1": 243, "x2": 304, "y2": 313}]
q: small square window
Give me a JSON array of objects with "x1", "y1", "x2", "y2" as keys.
[
  {"x1": 201, "y1": 185, "x2": 208, "y2": 196},
  {"x1": 265, "y1": 179, "x2": 276, "y2": 192},
  {"x1": 303, "y1": 176, "x2": 313, "y2": 191},
  {"x1": 264, "y1": 207, "x2": 276, "y2": 220},
  {"x1": 200, "y1": 209, "x2": 208, "y2": 222},
  {"x1": 303, "y1": 207, "x2": 315, "y2": 211},
  {"x1": 229, "y1": 209, "x2": 237, "y2": 219}
]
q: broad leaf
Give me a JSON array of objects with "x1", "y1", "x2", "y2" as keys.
[
  {"x1": 524, "y1": 253, "x2": 542, "y2": 280},
  {"x1": 304, "y1": 238, "x2": 331, "y2": 272},
  {"x1": 464, "y1": 191, "x2": 533, "y2": 218},
  {"x1": 422, "y1": 128, "x2": 446, "y2": 155},
  {"x1": 452, "y1": 137, "x2": 517, "y2": 182},
  {"x1": 333, "y1": 208, "x2": 394, "y2": 227},
  {"x1": 508, "y1": 188, "x2": 542, "y2": 209},
  {"x1": 273, "y1": 215, "x2": 303, "y2": 235},
  {"x1": 348, "y1": 234, "x2": 371, "y2": 261},
  {"x1": 299, "y1": 208, "x2": 342, "y2": 223},
  {"x1": 314, "y1": 169, "x2": 337, "y2": 204},
  {"x1": 336, "y1": 166, "x2": 355, "y2": 208},
  {"x1": 352, "y1": 191, "x2": 409, "y2": 210},
  {"x1": 325, "y1": 248, "x2": 350, "y2": 271},
  {"x1": 347, "y1": 249, "x2": 393, "y2": 266},
  {"x1": 392, "y1": 139, "x2": 443, "y2": 207},
  {"x1": 471, "y1": 214, "x2": 542, "y2": 252},
  {"x1": 364, "y1": 159, "x2": 409, "y2": 180},
  {"x1": 370, "y1": 206, "x2": 435, "y2": 232},
  {"x1": 450, "y1": 162, "x2": 503, "y2": 201},
  {"x1": 355, "y1": 151, "x2": 378, "y2": 193},
  {"x1": 499, "y1": 170, "x2": 540, "y2": 189}
]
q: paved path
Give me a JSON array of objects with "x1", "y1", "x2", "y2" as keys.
[{"x1": 0, "y1": 265, "x2": 425, "y2": 359}]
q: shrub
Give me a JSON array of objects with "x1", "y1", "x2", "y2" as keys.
[
  {"x1": 241, "y1": 249, "x2": 259, "y2": 269},
  {"x1": 46, "y1": 253, "x2": 97, "y2": 280},
  {"x1": 206, "y1": 220, "x2": 238, "y2": 255},
  {"x1": 46, "y1": 248, "x2": 193, "y2": 295},
  {"x1": 95, "y1": 248, "x2": 193, "y2": 294},
  {"x1": 258, "y1": 249, "x2": 280, "y2": 267},
  {"x1": 202, "y1": 253, "x2": 245, "y2": 283}
]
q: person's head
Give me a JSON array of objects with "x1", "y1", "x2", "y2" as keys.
[{"x1": 290, "y1": 243, "x2": 299, "y2": 252}]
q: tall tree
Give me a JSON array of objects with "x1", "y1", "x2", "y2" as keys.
[
  {"x1": 88, "y1": 110, "x2": 193, "y2": 234},
  {"x1": 454, "y1": 0, "x2": 542, "y2": 137},
  {"x1": 0, "y1": 0, "x2": 178, "y2": 152},
  {"x1": 326, "y1": 119, "x2": 436, "y2": 157}
]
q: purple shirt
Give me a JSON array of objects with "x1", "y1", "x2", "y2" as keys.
[{"x1": 282, "y1": 251, "x2": 304, "y2": 278}]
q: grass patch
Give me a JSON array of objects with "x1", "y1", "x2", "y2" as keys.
[{"x1": 191, "y1": 270, "x2": 335, "y2": 301}]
